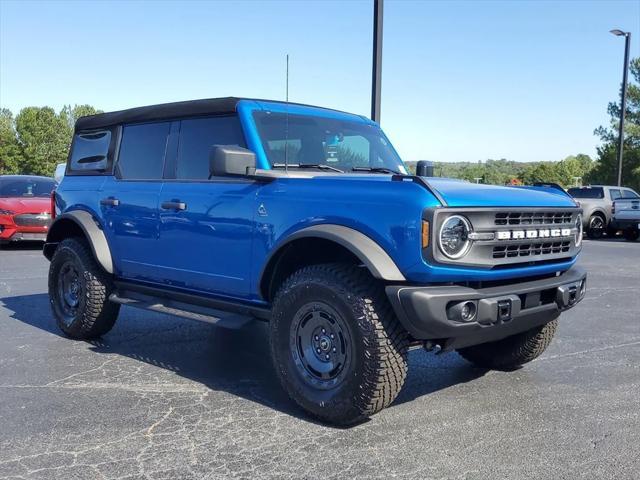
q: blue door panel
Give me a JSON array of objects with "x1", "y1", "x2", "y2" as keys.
[
  {"x1": 100, "y1": 177, "x2": 163, "y2": 282},
  {"x1": 156, "y1": 181, "x2": 258, "y2": 297}
]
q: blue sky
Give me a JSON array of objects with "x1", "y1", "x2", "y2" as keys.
[{"x1": 1, "y1": 0, "x2": 638, "y2": 163}]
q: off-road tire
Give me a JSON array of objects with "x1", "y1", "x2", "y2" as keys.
[
  {"x1": 457, "y1": 319, "x2": 558, "y2": 370},
  {"x1": 586, "y1": 214, "x2": 605, "y2": 239},
  {"x1": 623, "y1": 228, "x2": 639, "y2": 242},
  {"x1": 270, "y1": 263, "x2": 409, "y2": 425},
  {"x1": 49, "y1": 237, "x2": 120, "y2": 339}
]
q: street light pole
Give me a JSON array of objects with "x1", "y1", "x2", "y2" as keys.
[
  {"x1": 371, "y1": 0, "x2": 383, "y2": 123},
  {"x1": 610, "y1": 29, "x2": 631, "y2": 187}
]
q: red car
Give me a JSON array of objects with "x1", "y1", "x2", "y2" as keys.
[{"x1": 0, "y1": 175, "x2": 56, "y2": 245}]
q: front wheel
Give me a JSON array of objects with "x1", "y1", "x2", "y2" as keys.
[
  {"x1": 270, "y1": 264, "x2": 409, "y2": 425},
  {"x1": 457, "y1": 319, "x2": 558, "y2": 370}
]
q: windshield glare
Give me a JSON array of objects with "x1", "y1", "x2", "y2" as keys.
[
  {"x1": 253, "y1": 111, "x2": 407, "y2": 174},
  {"x1": 0, "y1": 178, "x2": 55, "y2": 198}
]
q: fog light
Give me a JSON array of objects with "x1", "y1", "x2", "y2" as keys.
[
  {"x1": 461, "y1": 302, "x2": 476, "y2": 321},
  {"x1": 579, "y1": 279, "x2": 586, "y2": 299},
  {"x1": 447, "y1": 300, "x2": 478, "y2": 322}
]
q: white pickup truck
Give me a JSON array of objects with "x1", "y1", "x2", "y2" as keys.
[{"x1": 612, "y1": 198, "x2": 640, "y2": 241}]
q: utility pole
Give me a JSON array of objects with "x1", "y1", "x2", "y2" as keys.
[
  {"x1": 371, "y1": 0, "x2": 383, "y2": 123},
  {"x1": 610, "y1": 29, "x2": 631, "y2": 186}
]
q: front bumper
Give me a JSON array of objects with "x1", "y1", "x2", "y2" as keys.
[
  {"x1": 0, "y1": 217, "x2": 48, "y2": 243},
  {"x1": 386, "y1": 266, "x2": 587, "y2": 350}
]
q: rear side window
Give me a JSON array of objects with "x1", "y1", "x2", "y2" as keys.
[
  {"x1": 117, "y1": 122, "x2": 171, "y2": 179},
  {"x1": 610, "y1": 189, "x2": 622, "y2": 200},
  {"x1": 68, "y1": 128, "x2": 117, "y2": 175},
  {"x1": 567, "y1": 187, "x2": 604, "y2": 199},
  {"x1": 176, "y1": 116, "x2": 245, "y2": 179}
]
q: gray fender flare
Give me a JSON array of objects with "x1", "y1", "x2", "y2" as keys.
[
  {"x1": 262, "y1": 224, "x2": 406, "y2": 283},
  {"x1": 44, "y1": 210, "x2": 114, "y2": 274}
]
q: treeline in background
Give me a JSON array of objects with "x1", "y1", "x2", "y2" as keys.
[{"x1": 1, "y1": 58, "x2": 638, "y2": 191}]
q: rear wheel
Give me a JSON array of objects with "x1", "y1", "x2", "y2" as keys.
[
  {"x1": 586, "y1": 214, "x2": 605, "y2": 239},
  {"x1": 270, "y1": 264, "x2": 409, "y2": 425},
  {"x1": 49, "y1": 237, "x2": 120, "y2": 339},
  {"x1": 623, "y1": 228, "x2": 639, "y2": 242},
  {"x1": 457, "y1": 319, "x2": 558, "y2": 370}
]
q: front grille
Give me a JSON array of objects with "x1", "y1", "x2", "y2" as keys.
[
  {"x1": 493, "y1": 241, "x2": 571, "y2": 259},
  {"x1": 14, "y1": 213, "x2": 51, "y2": 227},
  {"x1": 430, "y1": 207, "x2": 581, "y2": 268},
  {"x1": 495, "y1": 211, "x2": 572, "y2": 226}
]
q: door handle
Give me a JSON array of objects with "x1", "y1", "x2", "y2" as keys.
[
  {"x1": 161, "y1": 201, "x2": 187, "y2": 211},
  {"x1": 100, "y1": 197, "x2": 120, "y2": 207}
]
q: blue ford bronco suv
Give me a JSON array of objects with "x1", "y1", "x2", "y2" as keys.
[{"x1": 45, "y1": 97, "x2": 586, "y2": 424}]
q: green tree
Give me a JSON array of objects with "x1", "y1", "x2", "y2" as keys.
[
  {"x1": 589, "y1": 57, "x2": 640, "y2": 191},
  {"x1": 554, "y1": 154, "x2": 594, "y2": 187},
  {"x1": 0, "y1": 108, "x2": 23, "y2": 174},
  {"x1": 520, "y1": 162, "x2": 562, "y2": 185},
  {"x1": 15, "y1": 107, "x2": 70, "y2": 176}
]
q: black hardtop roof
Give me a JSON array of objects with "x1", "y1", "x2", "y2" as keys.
[
  {"x1": 75, "y1": 97, "x2": 241, "y2": 131},
  {"x1": 74, "y1": 97, "x2": 360, "y2": 131}
]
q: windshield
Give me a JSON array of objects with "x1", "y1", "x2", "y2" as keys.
[
  {"x1": 567, "y1": 187, "x2": 604, "y2": 199},
  {"x1": 0, "y1": 178, "x2": 55, "y2": 198},
  {"x1": 253, "y1": 111, "x2": 408, "y2": 174}
]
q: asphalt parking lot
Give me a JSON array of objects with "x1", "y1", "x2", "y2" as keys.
[{"x1": 0, "y1": 239, "x2": 638, "y2": 480}]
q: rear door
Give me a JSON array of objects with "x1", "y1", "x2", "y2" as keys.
[
  {"x1": 155, "y1": 115, "x2": 259, "y2": 298},
  {"x1": 100, "y1": 121, "x2": 173, "y2": 282}
]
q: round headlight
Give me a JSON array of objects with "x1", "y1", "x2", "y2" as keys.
[
  {"x1": 574, "y1": 214, "x2": 583, "y2": 247},
  {"x1": 438, "y1": 215, "x2": 472, "y2": 259}
]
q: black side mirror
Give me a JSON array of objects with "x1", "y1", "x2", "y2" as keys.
[
  {"x1": 416, "y1": 160, "x2": 434, "y2": 177},
  {"x1": 209, "y1": 145, "x2": 256, "y2": 177}
]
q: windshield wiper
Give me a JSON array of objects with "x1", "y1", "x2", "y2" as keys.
[
  {"x1": 351, "y1": 166, "x2": 401, "y2": 175},
  {"x1": 272, "y1": 163, "x2": 344, "y2": 173}
]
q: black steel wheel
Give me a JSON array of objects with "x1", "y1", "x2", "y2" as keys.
[
  {"x1": 49, "y1": 237, "x2": 120, "y2": 339},
  {"x1": 270, "y1": 263, "x2": 409, "y2": 425},
  {"x1": 57, "y1": 261, "x2": 83, "y2": 327},
  {"x1": 586, "y1": 214, "x2": 605, "y2": 239},
  {"x1": 290, "y1": 301, "x2": 352, "y2": 391}
]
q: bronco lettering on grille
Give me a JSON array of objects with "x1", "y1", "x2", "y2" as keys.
[{"x1": 497, "y1": 228, "x2": 572, "y2": 240}]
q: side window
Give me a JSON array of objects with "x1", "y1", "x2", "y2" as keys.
[
  {"x1": 622, "y1": 189, "x2": 639, "y2": 199},
  {"x1": 117, "y1": 122, "x2": 171, "y2": 179},
  {"x1": 610, "y1": 189, "x2": 622, "y2": 200},
  {"x1": 176, "y1": 116, "x2": 245, "y2": 179},
  {"x1": 68, "y1": 128, "x2": 116, "y2": 174}
]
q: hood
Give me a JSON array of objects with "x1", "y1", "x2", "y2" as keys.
[
  {"x1": 0, "y1": 196, "x2": 51, "y2": 214},
  {"x1": 424, "y1": 178, "x2": 577, "y2": 208}
]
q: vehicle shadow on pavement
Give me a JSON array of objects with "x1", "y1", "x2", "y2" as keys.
[
  {"x1": 0, "y1": 241, "x2": 45, "y2": 251},
  {"x1": 1, "y1": 293, "x2": 487, "y2": 425}
]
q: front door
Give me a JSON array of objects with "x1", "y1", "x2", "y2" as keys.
[{"x1": 155, "y1": 115, "x2": 259, "y2": 298}]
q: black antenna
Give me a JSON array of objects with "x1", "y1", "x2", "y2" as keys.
[{"x1": 285, "y1": 54, "x2": 289, "y2": 173}]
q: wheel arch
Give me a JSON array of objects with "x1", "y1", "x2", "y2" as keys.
[
  {"x1": 44, "y1": 210, "x2": 114, "y2": 274},
  {"x1": 588, "y1": 208, "x2": 607, "y2": 222},
  {"x1": 259, "y1": 224, "x2": 405, "y2": 301}
]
